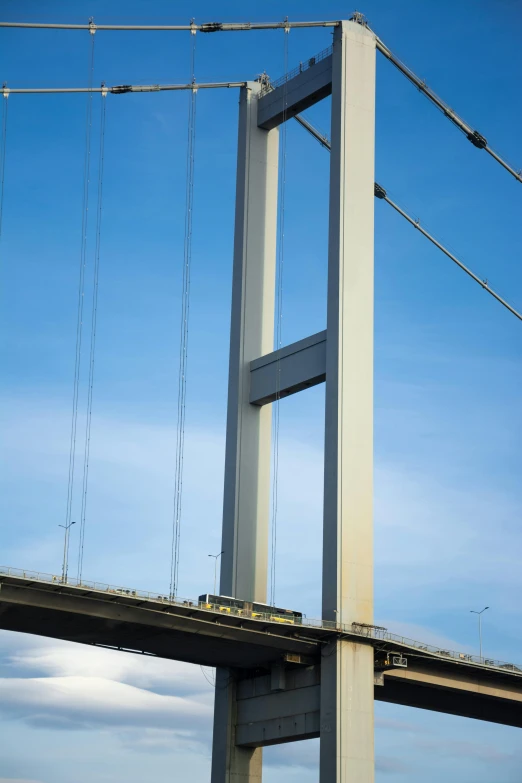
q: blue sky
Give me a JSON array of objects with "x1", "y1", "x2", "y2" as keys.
[{"x1": 1, "y1": 0, "x2": 521, "y2": 781}]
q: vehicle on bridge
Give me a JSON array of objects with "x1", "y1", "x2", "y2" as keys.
[{"x1": 198, "y1": 594, "x2": 303, "y2": 624}]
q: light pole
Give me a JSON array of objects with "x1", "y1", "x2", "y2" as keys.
[
  {"x1": 59, "y1": 520, "x2": 76, "y2": 584},
  {"x1": 470, "y1": 606, "x2": 489, "y2": 660},
  {"x1": 208, "y1": 551, "x2": 224, "y2": 596}
]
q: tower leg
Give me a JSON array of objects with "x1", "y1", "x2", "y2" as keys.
[
  {"x1": 321, "y1": 20, "x2": 377, "y2": 782},
  {"x1": 211, "y1": 81, "x2": 279, "y2": 783},
  {"x1": 211, "y1": 669, "x2": 263, "y2": 783}
]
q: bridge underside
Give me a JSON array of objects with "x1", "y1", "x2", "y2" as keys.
[
  {"x1": 0, "y1": 575, "x2": 521, "y2": 731},
  {"x1": 0, "y1": 579, "x2": 319, "y2": 669}
]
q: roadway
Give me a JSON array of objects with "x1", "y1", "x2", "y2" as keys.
[{"x1": 0, "y1": 571, "x2": 521, "y2": 730}]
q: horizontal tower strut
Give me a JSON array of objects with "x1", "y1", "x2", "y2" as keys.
[
  {"x1": 257, "y1": 51, "x2": 332, "y2": 130},
  {"x1": 250, "y1": 330, "x2": 326, "y2": 406}
]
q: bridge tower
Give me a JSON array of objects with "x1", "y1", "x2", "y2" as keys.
[{"x1": 212, "y1": 19, "x2": 376, "y2": 782}]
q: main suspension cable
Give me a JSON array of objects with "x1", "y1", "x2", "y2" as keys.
[
  {"x1": 77, "y1": 92, "x2": 107, "y2": 582},
  {"x1": 2, "y1": 12, "x2": 520, "y2": 183},
  {"x1": 0, "y1": 19, "x2": 338, "y2": 32},
  {"x1": 2, "y1": 81, "x2": 246, "y2": 95},
  {"x1": 348, "y1": 14, "x2": 522, "y2": 184},
  {"x1": 170, "y1": 30, "x2": 197, "y2": 601},
  {"x1": 294, "y1": 113, "x2": 522, "y2": 322},
  {"x1": 62, "y1": 29, "x2": 96, "y2": 583},
  {"x1": 375, "y1": 185, "x2": 522, "y2": 321}
]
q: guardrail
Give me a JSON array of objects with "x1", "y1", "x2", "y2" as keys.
[
  {"x1": 1, "y1": 565, "x2": 520, "y2": 675},
  {"x1": 259, "y1": 44, "x2": 333, "y2": 95},
  {"x1": 350, "y1": 622, "x2": 522, "y2": 675}
]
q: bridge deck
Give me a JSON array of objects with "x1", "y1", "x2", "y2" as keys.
[{"x1": 0, "y1": 572, "x2": 521, "y2": 729}]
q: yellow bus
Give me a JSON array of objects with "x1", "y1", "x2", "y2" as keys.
[{"x1": 198, "y1": 594, "x2": 302, "y2": 624}]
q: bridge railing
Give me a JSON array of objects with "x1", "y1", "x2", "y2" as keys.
[
  {"x1": 0, "y1": 566, "x2": 187, "y2": 604},
  {"x1": 259, "y1": 44, "x2": 333, "y2": 95},
  {"x1": 348, "y1": 622, "x2": 522, "y2": 674},
  {"x1": 1, "y1": 565, "x2": 520, "y2": 675}
]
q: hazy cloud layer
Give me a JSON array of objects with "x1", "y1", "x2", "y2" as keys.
[
  {"x1": 0, "y1": 779, "x2": 45, "y2": 783},
  {"x1": 0, "y1": 675, "x2": 212, "y2": 731},
  {"x1": 3, "y1": 634, "x2": 210, "y2": 697},
  {"x1": 0, "y1": 631, "x2": 213, "y2": 736}
]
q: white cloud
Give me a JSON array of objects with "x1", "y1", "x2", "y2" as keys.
[
  {"x1": 0, "y1": 675, "x2": 212, "y2": 731},
  {"x1": 0, "y1": 779, "x2": 44, "y2": 783},
  {"x1": 376, "y1": 756, "x2": 412, "y2": 774},
  {"x1": 414, "y1": 738, "x2": 519, "y2": 764},
  {"x1": 0, "y1": 632, "x2": 213, "y2": 736},
  {"x1": 1, "y1": 378, "x2": 521, "y2": 778},
  {"x1": 116, "y1": 726, "x2": 207, "y2": 755},
  {"x1": 375, "y1": 715, "x2": 424, "y2": 733},
  {"x1": 264, "y1": 739, "x2": 319, "y2": 770},
  {"x1": 4, "y1": 636, "x2": 210, "y2": 697}
]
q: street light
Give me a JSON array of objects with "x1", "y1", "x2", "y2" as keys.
[
  {"x1": 470, "y1": 606, "x2": 489, "y2": 660},
  {"x1": 59, "y1": 520, "x2": 76, "y2": 584},
  {"x1": 208, "y1": 551, "x2": 224, "y2": 596}
]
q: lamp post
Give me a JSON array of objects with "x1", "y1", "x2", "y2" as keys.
[
  {"x1": 470, "y1": 606, "x2": 489, "y2": 660},
  {"x1": 59, "y1": 520, "x2": 76, "y2": 584},
  {"x1": 208, "y1": 551, "x2": 224, "y2": 596}
]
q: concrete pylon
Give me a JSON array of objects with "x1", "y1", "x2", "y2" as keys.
[
  {"x1": 211, "y1": 80, "x2": 279, "y2": 783},
  {"x1": 320, "y1": 21, "x2": 376, "y2": 782},
  {"x1": 211, "y1": 19, "x2": 376, "y2": 782}
]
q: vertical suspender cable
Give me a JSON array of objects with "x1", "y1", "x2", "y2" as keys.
[
  {"x1": 77, "y1": 91, "x2": 107, "y2": 582},
  {"x1": 170, "y1": 26, "x2": 197, "y2": 600},
  {"x1": 62, "y1": 30, "x2": 96, "y2": 582},
  {"x1": 0, "y1": 90, "x2": 8, "y2": 247},
  {"x1": 269, "y1": 23, "x2": 289, "y2": 608}
]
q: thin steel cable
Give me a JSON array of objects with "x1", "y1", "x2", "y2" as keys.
[
  {"x1": 0, "y1": 93, "x2": 8, "y2": 246},
  {"x1": 200, "y1": 664, "x2": 216, "y2": 687},
  {"x1": 294, "y1": 114, "x2": 521, "y2": 323},
  {"x1": 77, "y1": 93, "x2": 107, "y2": 582},
  {"x1": 269, "y1": 26, "x2": 289, "y2": 608},
  {"x1": 62, "y1": 33, "x2": 96, "y2": 582},
  {"x1": 170, "y1": 31, "x2": 197, "y2": 600}
]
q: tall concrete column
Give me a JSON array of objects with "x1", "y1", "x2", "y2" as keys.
[
  {"x1": 321, "y1": 20, "x2": 376, "y2": 783},
  {"x1": 211, "y1": 81, "x2": 279, "y2": 783}
]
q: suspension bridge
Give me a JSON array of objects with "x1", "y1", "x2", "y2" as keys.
[{"x1": 1, "y1": 12, "x2": 521, "y2": 783}]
